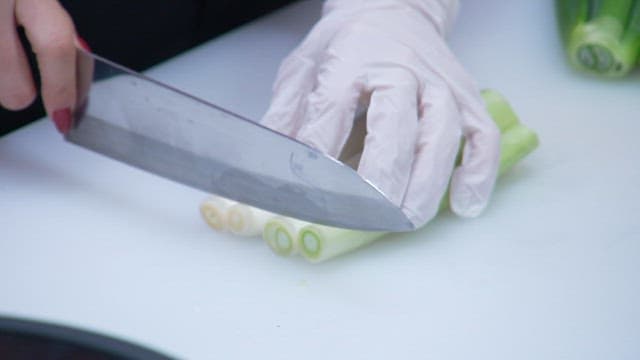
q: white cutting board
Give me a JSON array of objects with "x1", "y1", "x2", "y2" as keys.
[{"x1": 1, "y1": 1, "x2": 639, "y2": 359}]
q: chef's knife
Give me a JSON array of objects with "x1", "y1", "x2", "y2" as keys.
[{"x1": 66, "y1": 49, "x2": 414, "y2": 231}]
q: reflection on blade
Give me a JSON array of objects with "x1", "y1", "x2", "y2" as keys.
[{"x1": 67, "y1": 50, "x2": 414, "y2": 231}]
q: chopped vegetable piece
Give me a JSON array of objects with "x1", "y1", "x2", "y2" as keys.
[
  {"x1": 298, "y1": 226, "x2": 385, "y2": 263},
  {"x1": 498, "y1": 125, "x2": 539, "y2": 176},
  {"x1": 556, "y1": 0, "x2": 640, "y2": 77},
  {"x1": 263, "y1": 217, "x2": 307, "y2": 256},
  {"x1": 226, "y1": 204, "x2": 274, "y2": 237},
  {"x1": 200, "y1": 196, "x2": 236, "y2": 231}
]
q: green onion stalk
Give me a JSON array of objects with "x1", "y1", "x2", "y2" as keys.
[
  {"x1": 263, "y1": 217, "x2": 306, "y2": 256},
  {"x1": 557, "y1": 0, "x2": 640, "y2": 77}
]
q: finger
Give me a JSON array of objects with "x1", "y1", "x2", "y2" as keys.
[
  {"x1": 357, "y1": 68, "x2": 420, "y2": 206},
  {"x1": 448, "y1": 99, "x2": 501, "y2": 218},
  {"x1": 400, "y1": 27, "x2": 493, "y2": 127},
  {"x1": 260, "y1": 54, "x2": 315, "y2": 137},
  {"x1": 15, "y1": 0, "x2": 77, "y2": 126},
  {"x1": 0, "y1": 0, "x2": 36, "y2": 110},
  {"x1": 401, "y1": 86, "x2": 462, "y2": 227},
  {"x1": 295, "y1": 58, "x2": 362, "y2": 158},
  {"x1": 260, "y1": 11, "x2": 345, "y2": 137},
  {"x1": 407, "y1": 34, "x2": 501, "y2": 217}
]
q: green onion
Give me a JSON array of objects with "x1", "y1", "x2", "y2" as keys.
[
  {"x1": 298, "y1": 226, "x2": 385, "y2": 263},
  {"x1": 226, "y1": 203, "x2": 274, "y2": 237},
  {"x1": 200, "y1": 196, "x2": 236, "y2": 231},
  {"x1": 263, "y1": 217, "x2": 306, "y2": 256},
  {"x1": 556, "y1": 0, "x2": 640, "y2": 77}
]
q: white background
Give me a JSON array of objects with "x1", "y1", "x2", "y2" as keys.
[{"x1": 1, "y1": 1, "x2": 639, "y2": 359}]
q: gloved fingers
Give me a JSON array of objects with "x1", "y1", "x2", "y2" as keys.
[
  {"x1": 401, "y1": 85, "x2": 462, "y2": 227},
  {"x1": 449, "y1": 102, "x2": 501, "y2": 218},
  {"x1": 409, "y1": 36, "x2": 500, "y2": 218},
  {"x1": 260, "y1": 54, "x2": 316, "y2": 137},
  {"x1": 0, "y1": 0, "x2": 36, "y2": 111},
  {"x1": 395, "y1": 30, "x2": 489, "y2": 121},
  {"x1": 261, "y1": 11, "x2": 354, "y2": 137},
  {"x1": 357, "y1": 68, "x2": 420, "y2": 206},
  {"x1": 293, "y1": 12, "x2": 350, "y2": 58},
  {"x1": 295, "y1": 58, "x2": 362, "y2": 158}
]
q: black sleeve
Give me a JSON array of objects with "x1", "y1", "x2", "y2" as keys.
[{"x1": 0, "y1": 0, "x2": 294, "y2": 136}]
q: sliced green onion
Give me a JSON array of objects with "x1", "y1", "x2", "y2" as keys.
[
  {"x1": 226, "y1": 204, "x2": 274, "y2": 237},
  {"x1": 298, "y1": 226, "x2": 385, "y2": 263},
  {"x1": 200, "y1": 196, "x2": 236, "y2": 231},
  {"x1": 263, "y1": 217, "x2": 307, "y2": 256}
]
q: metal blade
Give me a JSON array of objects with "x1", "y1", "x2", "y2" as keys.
[{"x1": 67, "y1": 50, "x2": 414, "y2": 231}]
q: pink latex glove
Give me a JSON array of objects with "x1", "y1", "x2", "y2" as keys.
[{"x1": 262, "y1": 0, "x2": 500, "y2": 228}]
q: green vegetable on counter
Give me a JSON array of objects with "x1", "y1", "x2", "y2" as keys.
[
  {"x1": 263, "y1": 217, "x2": 306, "y2": 256},
  {"x1": 200, "y1": 90, "x2": 539, "y2": 263},
  {"x1": 556, "y1": 0, "x2": 640, "y2": 77},
  {"x1": 226, "y1": 203, "x2": 273, "y2": 237}
]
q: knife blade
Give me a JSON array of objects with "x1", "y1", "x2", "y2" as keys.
[{"x1": 66, "y1": 49, "x2": 414, "y2": 231}]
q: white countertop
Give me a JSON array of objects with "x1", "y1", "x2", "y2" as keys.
[{"x1": 1, "y1": 1, "x2": 639, "y2": 359}]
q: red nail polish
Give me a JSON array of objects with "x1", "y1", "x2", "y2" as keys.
[
  {"x1": 77, "y1": 36, "x2": 91, "y2": 52},
  {"x1": 52, "y1": 108, "x2": 72, "y2": 134}
]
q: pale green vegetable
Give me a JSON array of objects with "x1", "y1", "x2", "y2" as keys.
[
  {"x1": 298, "y1": 226, "x2": 385, "y2": 262},
  {"x1": 480, "y1": 89, "x2": 519, "y2": 133},
  {"x1": 263, "y1": 217, "x2": 307, "y2": 256},
  {"x1": 200, "y1": 196, "x2": 236, "y2": 231},
  {"x1": 556, "y1": 0, "x2": 640, "y2": 77},
  {"x1": 497, "y1": 125, "x2": 539, "y2": 176},
  {"x1": 226, "y1": 203, "x2": 274, "y2": 237}
]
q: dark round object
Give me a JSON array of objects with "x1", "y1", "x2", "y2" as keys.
[{"x1": 0, "y1": 316, "x2": 172, "y2": 360}]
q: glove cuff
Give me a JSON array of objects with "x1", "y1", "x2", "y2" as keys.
[{"x1": 322, "y1": 0, "x2": 460, "y2": 36}]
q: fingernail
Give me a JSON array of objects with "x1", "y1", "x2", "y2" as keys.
[
  {"x1": 52, "y1": 108, "x2": 72, "y2": 134},
  {"x1": 77, "y1": 36, "x2": 91, "y2": 52}
]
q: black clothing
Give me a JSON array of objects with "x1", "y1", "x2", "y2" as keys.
[{"x1": 0, "y1": 0, "x2": 293, "y2": 135}]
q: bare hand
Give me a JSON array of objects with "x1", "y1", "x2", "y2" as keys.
[{"x1": 1, "y1": 0, "x2": 79, "y2": 133}]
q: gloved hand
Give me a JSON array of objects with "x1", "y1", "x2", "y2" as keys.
[{"x1": 261, "y1": 0, "x2": 500, "y2": 228}]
